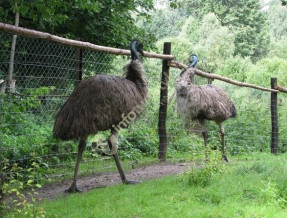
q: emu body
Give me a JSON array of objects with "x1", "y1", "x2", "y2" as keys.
[
  {"x1": 53, "y1": 40, "x2": 147, "y2": 192},
  {"x1": 54, "y1": 62, "x2": 147, "y2": 140},
  {"x1": 176, "y1": 68, "x2": 236, "y2": 161}
]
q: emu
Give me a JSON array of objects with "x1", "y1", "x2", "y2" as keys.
[
  {"x1": 53, "y1": 40, "x2": 147, "y2": 192},
  {"x1": 175, "y1": 55, "x2": 236, "y2": 161}
]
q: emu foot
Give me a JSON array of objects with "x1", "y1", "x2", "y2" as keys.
[
  {"x1": 222, "y1": 155, "x2": 229, "y2": 162},
  {"x1": 65, "y1": 186, "x2": 82, "y2": 193},
  {"x1": 123, "y1": 180, "x2": 141, "y2": 185}
]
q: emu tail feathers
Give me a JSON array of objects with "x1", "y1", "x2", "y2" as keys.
[
  {"x1": 53, "y1": 104, "x2": 94, "y2": 140},
  {"x1": 231, "y1": 104, "x2": 237, "y2": 118},
  {"x1": 53, "y1": 112, "x2": 77, "y2": 140}
]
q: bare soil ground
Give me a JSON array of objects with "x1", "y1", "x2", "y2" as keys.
[{"x1": 36, "y1": 161, "x2": 193, "y2": 201}]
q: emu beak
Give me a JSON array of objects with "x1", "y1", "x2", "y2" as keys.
[
  {"x1": 138, "y1": 43, "x2": 144, "y2": 57},
  {"x1": 139, "y1": 49, "x2": 144, "y2": 57}
]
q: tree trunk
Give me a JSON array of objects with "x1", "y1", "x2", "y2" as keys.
[{"x1": 5, "y1": 12, "x2": 19, "y2": 93}]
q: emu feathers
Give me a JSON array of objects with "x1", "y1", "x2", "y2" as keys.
[
  {"x1": 176, "y1": 68, "x2": 236, "y2": 123},
  {"x1": 53, "y1": 60, "x2": 147, "y2": 140}
]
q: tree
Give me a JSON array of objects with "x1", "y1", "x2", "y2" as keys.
[
  {"x1": 138, "y1": 6, "x2": 188, "y2": 40},
  {"x1": 190, "y1": 13, "x2": 235, "y2": 72},
  {"x1": 178, "y1": 0, "x2": 270, "y2": 61},
  {"x1": 268, "y1": 0, "x2": 287, "y2": 39},
  {"x1": 0, "y1": 0, "x2": 156, "y2": 48}
]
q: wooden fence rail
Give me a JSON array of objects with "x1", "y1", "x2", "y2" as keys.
[
  {"x1": 1, "y1": 22, "x2": 287, "y2": 94},
  {"x1": 168, "y1": 60, "x2": 287, "y2": 94},
  {"x1": 0, "y1": 22, "x2": 174, "y2": 60}
]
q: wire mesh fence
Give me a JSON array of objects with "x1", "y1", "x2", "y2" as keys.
[{"x1": 0, "y1": 31, "x2": 287, "y2": 187}]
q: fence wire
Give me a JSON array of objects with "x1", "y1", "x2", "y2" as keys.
[{"x1": 0, "y1": 31, "x2": 286, "y2": 185}]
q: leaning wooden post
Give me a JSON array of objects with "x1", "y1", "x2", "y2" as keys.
[
  {"x1": 158, "y1": 42, "x2": 171, "y2": 161},
  {"x1": 271, "y1": 78, "x2": 278, "y2": 155}
]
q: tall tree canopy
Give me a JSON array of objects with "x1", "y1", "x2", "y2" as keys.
[
  {"x1": 0, "y1": 0, "x2": 156, "y2": 48},
  {"x1": 268, "y1": 0, "x2": 287, "y2": 39},
  {"x1": 137, "y1": 6, "x2": 188, "y2": 40},
  {"x1": 177, "y1": 0, "x2": 270, "y2": 60}
]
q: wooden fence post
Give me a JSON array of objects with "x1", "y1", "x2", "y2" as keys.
[
  {"x1": 158, "y1": 42, "x2": 171, "y2": 161},
  {"x1": 271, "y1": 78, "x2": 278, "y2": 155}
]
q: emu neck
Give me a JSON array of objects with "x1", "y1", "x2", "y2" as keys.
[
  {"x1": 178, "y1": 68, "x2": 195, "y2": 85},
  {"x1": 125, "y1": 60, "x2": 146, "y2": 85}
]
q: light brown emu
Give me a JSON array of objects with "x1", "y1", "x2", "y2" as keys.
[
  {"x1": 53, "y1": 40, "x2": 147, "y2": 192},
  {"x1": 175, "y1": 56, "x2": 236, "y2": 161}
]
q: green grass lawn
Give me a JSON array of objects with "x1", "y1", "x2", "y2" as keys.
[{"x1": 5, "y1": 153, "x2": 287, "y2": 217}]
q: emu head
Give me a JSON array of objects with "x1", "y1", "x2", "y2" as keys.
[
  {"x1": 130, "y1": 40, "x2": 144, "y2": 61},
  {"x1": 179, "y1": 54, "x2": 198, "y2": 78},
  {"x1": 188, "y1": 54, "x2": 198, "y2": 68}
]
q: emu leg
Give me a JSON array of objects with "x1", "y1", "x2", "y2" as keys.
[
  {"x1": 65, "y1": 136, "x2": 87, "y2": 193},
  {"x1": 219, "y1": 122, "x2": 228, "y2": 162},
  {"x1": 108, "y1": 131, "x2": 139, "y2": 185},
  {"x1": 199, "y1": 119, "x2": 209, "y2": 161}
]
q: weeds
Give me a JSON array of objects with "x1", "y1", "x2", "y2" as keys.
[
  {"x1": 0, "y1": 156, "x2": 46, "y2": 217},
  {"x1": 183, "y1": 151, "x2": 225, "y2": 187}
]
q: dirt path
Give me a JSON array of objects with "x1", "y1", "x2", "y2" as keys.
[{"x1": 36, "y1": 161, "x2": 193, "y2": 201}]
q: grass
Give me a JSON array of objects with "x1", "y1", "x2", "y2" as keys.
[{"x1": 5, "y1": 153, "x2": 287, "y2": 217}]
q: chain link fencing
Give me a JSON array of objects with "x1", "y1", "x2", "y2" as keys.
[{"x1": 0, "y1": 31, "x2": 286, "y2": 187}]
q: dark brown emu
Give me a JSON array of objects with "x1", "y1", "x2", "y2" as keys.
[
  {"x1": 53, "y1": 40, "x2": 148, "y2": 192},
  {"x1": 175, "y1": 55, "x2": 236, "y2": 161}
]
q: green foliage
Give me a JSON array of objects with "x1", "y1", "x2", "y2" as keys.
[
  {"x1": 245, "y1": 56, "x2": 287, "y2": 87},
  {"x1": 185, "y1": 158, "x2": 225, "y2": 187},
  {"x1": 0, "y1": 157, "x2": 46, "y2": 217},
  {"x1": 181, "y1": 0, "x2": 270, "y2": 60},
  {"x1": 157, "y1": 37, "x2": 193, "y2": 62},
  {"x1": 223, "y1": 86, "x2": 271, "y2": 155},
  {"x1": 217, "y1": 56, "x2": 252, "y2": 82},
  {"x1": 268, "y1": 0, "x2": 287, "y2": 39},
  {"x1": 269, "y1": 38, "x2": 287, "y2": 59},
  {"x1": 191, "y1": 13, "x2": 235, "y2": 72},
  {"x1": 0, "y1": 0, "x2": 156, "y2": 49},
  {"x1": 156, "y1": 13, "x2": 235, "y2": 71},
  {"x1": 138, "y1": 6, "x2": 188, "y2": 40},
  {"x1": 118, "y1": 126, "x2": 158, "y2": 160},
  {"x1": 0, "y1": 86, "x2": 64, "y2": 173}
]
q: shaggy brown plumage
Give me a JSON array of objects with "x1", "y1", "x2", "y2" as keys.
[
  {"x1": 176, "y1": 68, "x2": 236, "y2": 161},
  {"x1": 53, "y1": 60, "x2": 147, "y2": 140},
  {"x1": 53, "y1": 40, "x2": 147, "y2": 192}
]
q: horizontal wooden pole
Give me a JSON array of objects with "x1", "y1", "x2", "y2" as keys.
[
  {"x1": 168, "y1": 60, "x2": 285, "y2": 93},
  {"x1": 0, "y1": 22, "x2": 174, "y2": 60},
  {"x1": 274, "y1": 84, "x2": 287, "y2": 93}
]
